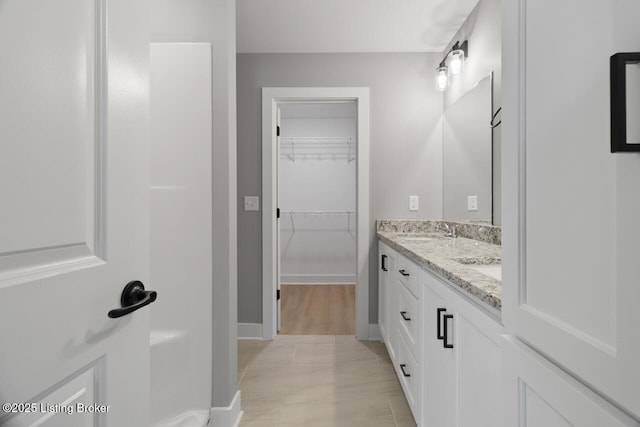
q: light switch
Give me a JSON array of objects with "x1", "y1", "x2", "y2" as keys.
[
  {"x1": 409, "y1": 196, "x2": 419, "y2": 212},
  {"x1": 244, "y1": 196, "x2": 259, "y2": 211},
  {"x1": 467, "y1": 195, "x2": 478, "y2": 211}
]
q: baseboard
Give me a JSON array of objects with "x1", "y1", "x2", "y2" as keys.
[
  {"x1": 238, "y1": 323, "x2": 263, "y2": 340},
  {"x1": 280, "y1": 274, "x2": 356, "y2": 284},
  {"x1": 368, "y1": 324, "x2": 381, "y2": 341},
  {"x1": 210, "y1": 390, "x2": 243, "y2": 427}
]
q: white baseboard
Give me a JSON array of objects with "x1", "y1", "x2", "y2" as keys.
[
  {"x1": 210, "y1": 390, "x2": 242, "y2": 427},
  {"x1": 238, "y1": 323, "x2": 263, "y2": 340},
  {"x1": 368, "y1": 324, "x2": 381, "y2": 341},
  {"x1": 280, "y1": 274, "x2": 356, "y2": 284}
]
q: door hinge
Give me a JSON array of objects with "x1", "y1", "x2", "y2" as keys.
[
  {"x1": 277, "y1": 125, "x2": 280, "y2": 136},
  {"x1": 277, "y1": 207, "x2": 280, "y2": 218},
  {"x1": 277, "y1": 289, "x2": 280, "y2": 300}
]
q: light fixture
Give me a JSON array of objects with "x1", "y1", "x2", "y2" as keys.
[
  {"x1": 436, "y1": 64, "x2": 449, "y2": 91},
  {"x1": 436, "y1": 40, "x2": 468, "y2": 91}
]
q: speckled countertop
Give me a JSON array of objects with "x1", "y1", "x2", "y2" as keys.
[{"x1": 377, "y1": 220, "x2": 502, "y2": 312}]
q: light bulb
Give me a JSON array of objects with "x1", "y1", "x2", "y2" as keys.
[
  {"x1": 436, "y1": 66, "x2": 448, "y2": 91},
  {"x1": 448, "y1": 49, "x2": 465, "y2": 76}
]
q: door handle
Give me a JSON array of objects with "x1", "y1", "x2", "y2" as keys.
[
  {"x1": 400, "y1": 311, "x2": 411, "y2": 321},
  {"x1": 400, "y1": 364, "x2": 411, "y2": 377},
  {"x1": 437, "y1": 307, "x2": 447, "y2": 340},
  {"x1": 108, "y1": 280, "x2": 157, "y2": 319},
  {"x1": 399, "y1": 269, "x2": 410, "y2": 277},
  {"x1": 443, "y1": 314, "x2": 454, "y2": 349},
  {"x1": 381, "y1": 254, "x2": 388, "y2": 271}
]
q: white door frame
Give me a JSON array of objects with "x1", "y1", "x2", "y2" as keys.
[{"x1": 261, "y1": 87, "x2": 370, "y2": 340}]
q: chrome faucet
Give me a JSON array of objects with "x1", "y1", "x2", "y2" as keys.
[{"x1": 437, "y1": 222, "x2": 457, "y2": 238}]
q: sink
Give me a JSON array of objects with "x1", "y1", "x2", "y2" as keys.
[
  {"x1": 469, "y1": 264, "x2": 502, "y2": 281},
  {"x1": 453, "y1": 257, "x2": 502, "y2": 280}
]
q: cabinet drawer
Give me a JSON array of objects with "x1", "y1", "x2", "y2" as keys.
[
  {"x1": 397, "y1": 332, "x2": 419, "y2": 419},
  {"x1": 397, "y1": 254, "x2": 419, "y2": 297},
  {"x1": 398, "y1": 282, "x2": 419, "y2": 358}
]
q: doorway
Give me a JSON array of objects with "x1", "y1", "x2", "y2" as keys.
[
  {"x1": 278, "y1": 102, "x2": 357, "y2": 335},
  {"x1": 261, "y1": 87, "x2": 370, "y2": 340}
]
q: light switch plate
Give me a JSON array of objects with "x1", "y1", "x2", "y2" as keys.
[
  {"x1": 467, "y1": 195, "x2": 478, "y2": 211},
  {"x1": 244, "y1": 196, "x2": 259, "y2": 211},
  {"x1": 409, "y1": 195, "x2": 419, "y2": 211}
]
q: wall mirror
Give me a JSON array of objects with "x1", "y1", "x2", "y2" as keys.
[
  {"x1": 443, "y1": 73, "x2": 496, "y2": 224},
  {"x1": 611, "y1": 52, "x2": 640, "y2": 152}
]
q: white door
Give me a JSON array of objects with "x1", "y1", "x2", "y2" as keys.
[{"x1": 0, "y1": 0, "x2": 151, "y2": 426}]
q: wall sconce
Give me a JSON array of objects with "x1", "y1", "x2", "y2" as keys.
[
  {"x1": 436, "y1": 65, "x2": 449, "y2": 91},
  {"x1": 436, "y1": 40, "x2": 469, "y2": 91}
]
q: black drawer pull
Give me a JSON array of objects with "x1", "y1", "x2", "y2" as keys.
[
  {"x1": 400, "y1": 364, "x2": 411, "y2": 377},
  {"x1": 399, "y1": 269, "x2": 410, "y2": 277},
  {"x1": 437, "y1": 307, "x2": 447, "y2": 340},
  {"x1": 443, "y1": 314, "x2": 454, "y2": 349},
  {"x1": 381, "y1": 254, "x2": 388, "y2": 271},
  {"x1": 400, "y1": 311, "x2": 411, "y2": 321}
]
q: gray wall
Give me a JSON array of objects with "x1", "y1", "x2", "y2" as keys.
[
  {"x1": 442, "y1": 0, "x2": 502, "y2": 225},
  {"x1": 152, "y1": 0, "x2": 239, "y2": 408},
  {"x1": 237, "y1": 53, "x2": 443, "y2": 324}
]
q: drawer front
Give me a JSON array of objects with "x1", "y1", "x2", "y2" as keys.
[
  {"x1": 398, "y1": 282, "x2": 419, "y2": 358},
  {"x1": 397, "y1": 332, "x2": 420, "y2": 420},
  {"x1": 397, "y1": 254, "x2": 419, "y2": 297}
]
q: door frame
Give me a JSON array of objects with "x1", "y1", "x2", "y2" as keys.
[{"x1": 261, "y1": 87, "x2": 370, "y2": 340}]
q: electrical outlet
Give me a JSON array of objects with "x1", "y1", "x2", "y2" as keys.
[
  {"x1": 244, "y1": 196, "x2": 259, "y2": 211},
  {"x1": 467, "y1": 195, "x2": 478, "y2": 211},
  {"x1": 409, "y1": 195, "x2": 419, "y2": 212}
]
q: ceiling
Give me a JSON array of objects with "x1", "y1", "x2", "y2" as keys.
[{"x1": 236, "y1": 0, "x2": 479, "y2": 54}]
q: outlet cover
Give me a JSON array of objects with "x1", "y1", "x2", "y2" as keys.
[
  {"x1": 244, "y1": 196, "x2": 259, "y2": 211},
  {"x1": 467, "y1": 195, "x2": 478, "y2": 211},
  {"x1": 409, "y1": 195, "x2": 419, "y2": 212}
]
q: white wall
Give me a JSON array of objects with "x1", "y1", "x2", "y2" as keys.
[{"x1": 279, "y1": 116, "x2": 356, "y2": 284}]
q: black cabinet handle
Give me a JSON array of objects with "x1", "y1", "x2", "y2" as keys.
[
  {"x1": 399, "y1": 269, "x2": 410, "y2": 277},
  {"x1": 400, "y1": 311, "x2": 411, "y2": 321},
  {"x1": 108, "y1": 280, "x2": 158, "y2": 319},
  {"x1": 437, "y1": 307, "x2": 447, "y2": 340},
  {"x1": 400, "y1": 364, "x2": 411, "y2": 377},
  {"x1": 443, "y1": 314, "x2": 454, "y2": 349},
  {"x1": 381, "y1": 254, "x2": 388, "y2": 271}
]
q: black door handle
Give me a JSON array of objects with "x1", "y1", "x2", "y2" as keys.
[
  {"x1": 108, "y1": 280, "x2": 157, "y2": 319},
  {"x1": 443, "y1": 314, "x2": 454, "y2": 349},
  {"x1": 381, "y1": 254, "x2": 388, "y2": 271},
  {"x1": 400, "y1": 311, "x2": 411, "y2": 321},
  {"x1": 437, "y1": 307, "x2": 447, "y2": 340},
  {"x1": 400, "y1": 364, "x2": 411, "y2": 377},
  {"x1": 399, "y1": 269, "x2": 410, "y2": 277}
]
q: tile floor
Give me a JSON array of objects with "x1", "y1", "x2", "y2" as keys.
[{"x1": 238, "y1": 335, "x2": 418, "y2": 427}]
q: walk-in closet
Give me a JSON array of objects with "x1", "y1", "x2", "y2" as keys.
[{"x1": 278, "y1": 102, "x2": 357, "y2": 335}]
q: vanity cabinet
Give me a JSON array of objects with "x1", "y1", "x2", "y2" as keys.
[
  {"x1": 378, "y1": 241, "x2": 502, "y2": 427},
  {"x1": 421, "y1": 268, "x2": 502, "y2": 427}
]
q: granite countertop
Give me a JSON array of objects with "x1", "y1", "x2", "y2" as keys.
[{"x1": 377, "y1": 220, "x2": 502, "y2": 312}]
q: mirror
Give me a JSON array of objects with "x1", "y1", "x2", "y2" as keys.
[{"x1": 443, "y1": 73, "x2": 495, "y2": 224}]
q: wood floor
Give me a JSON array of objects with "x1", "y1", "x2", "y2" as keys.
[{"x1": 280, "y1": 284, "x2": 355, "y2": 335}]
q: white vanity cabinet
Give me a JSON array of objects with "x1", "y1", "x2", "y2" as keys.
[
  {"x1": 421, "y1": 268, "x2": 502, "y2": 427},
  {"x1": 378, "y1": 240, "x2": 502, "y2": 427}
]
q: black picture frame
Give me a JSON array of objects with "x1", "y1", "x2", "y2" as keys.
[{"x1": 611, "y1": 52, "x2": 640, "y2": 152}]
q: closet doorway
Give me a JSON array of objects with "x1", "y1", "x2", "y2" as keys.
[
  {"x1": 278, "y1": 102, "x2": 357, "y2": 335},
  {"x1": 261, "y1": 87, "x2": 370, "y2": 340}
]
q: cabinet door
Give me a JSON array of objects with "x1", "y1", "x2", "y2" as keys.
[
  {"x1": 455, "y1": 297, "x2": 502, "y2": 427},
  {"x1": 423, "y1": 280, "x2": 456, "y2": 427},
  {"x1": 502, "y1": 336, "x2": 639, "y2": 427},
  {"x1": 502, "y1": 0, "x2": 640, "y2": 416}
]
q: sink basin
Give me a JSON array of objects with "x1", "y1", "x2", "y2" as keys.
[{"x1": 469, "y1": 264, "x2": 502, "y2": 281}]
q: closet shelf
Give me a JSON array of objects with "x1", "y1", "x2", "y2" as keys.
[
  {"x1": 279, "y1": 137, "x2": 355, "y2": 162},
  {"x1": 281, "y1": 210, "x2": 355, "y2": 240}
]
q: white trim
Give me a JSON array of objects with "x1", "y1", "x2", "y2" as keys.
[
  {"x1": 368, "y1": 324, "x2": 381, "y2": 341},
  {"x1": 280, "y1": 274, "x2": 356, "y2": 284},
  {"x1": 237, "y1": 323, "x2": 263, "y2": 340},
  {"x1": 261, "y1": 87, "x2": 371, "y2": 341},
  {"x1": 210, "y1": 390, "x2": 243, "y2": 427}
]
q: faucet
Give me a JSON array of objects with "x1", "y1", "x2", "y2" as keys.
[{"x1": 437, "y1": 222, "x2": 457, "y2": 238}]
